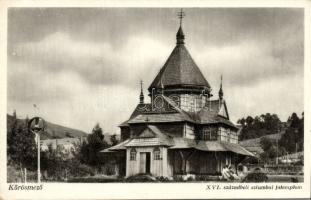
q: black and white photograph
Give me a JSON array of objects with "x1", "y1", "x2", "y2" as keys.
[{"x1": 1, "y1": 1, "x2": 310, "y2": 199}]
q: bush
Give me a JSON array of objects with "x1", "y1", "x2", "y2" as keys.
[
  {"x1": 125, "y1": 174, "x2": 157, "y2": 182},
  {"x1": 173, "y1": 175, "x2": 185, "y2": 182},
  {"x1": 195, "y1": 175, "x2": 210, "y2": 181},
  {"x1": 156, "y1": 176, "x2": 170, "y2": 182},
  {"x1": 67, "y1": 176, "x2": 121, "y2": 183},
  {"x1": 7, "y1": 165, "x2": 22, "y2": 183},
  {"x1": 68, "y1": 163, "x2": 94, "y2": 178},
  {"x1": 242, "y1": 169, "x2": 268, "y2": 182},
  {"x1": 103, "y1": 164, "x2": 116, "y2": 176}
]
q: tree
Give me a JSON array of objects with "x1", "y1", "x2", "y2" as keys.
[
  {"x1": 259, "y1": 137, "x2": 284, "y2": 163},
  {"x1": 110, "y1": 134, "x2": 119, "y2": 146},
  {"x1": 245, "y1": 116, "x2": 254, "y2": 126},
  {"x1": 279, "y1": 112, "x2": 304, "y2": 153},
  {"x1": 7, "y1": 113, "x2": 37, "y2": 172},
  {"x1": 237, "y1": 118, "x2": 246, "y2": 127},
  {"x1": 260, "y1": 137, "x2": 273, "y2": 152},
  {"x1": 40, "y1": 144, "x2": 69, "y2": 181},
  {"x1": 80, "y1": 123, "x2": 108, "y2": 167},
  {"x1": 238, "y1": 113, "x2": 282, "y2": 140}
]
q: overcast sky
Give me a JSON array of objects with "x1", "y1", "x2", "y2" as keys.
[{"x1": 7, "y1": 8, "x2": 304, "y2": 134}]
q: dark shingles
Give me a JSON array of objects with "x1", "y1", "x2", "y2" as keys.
[
  {"x1": 170, "y1": 137, "x2": 254, "y2": 156},
  {"x1": 148, "y1": 44, "x2": 210, "y2": 91}
]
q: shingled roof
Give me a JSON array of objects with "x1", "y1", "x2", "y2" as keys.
[
  {"x1": 170, "y1": 137, "x2": 254, "y2": 156},
  {"x1": 102, "y1": 132, "x2": 254, "y2": 157},
  {"x1": 125, "y1": 125, "x2": 174, "y2": 147},
  {"x1": 148, "y1": 27, "x2": 210, "y2": 91},
  {"x1": 121, "y1": 96, "x2": 236, "y2": 129}
]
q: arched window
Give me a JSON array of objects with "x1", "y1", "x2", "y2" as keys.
[
  {"x1": 153, "y1": 147, "x2": 162, "y2": 160},
  {"x1": 130, "y1": 148, "x2": 137, "y2": 161}
]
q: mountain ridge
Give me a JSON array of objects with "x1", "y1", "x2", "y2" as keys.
[
  {"x1": 7, "y1": 114, "x2": 120, "y2": 144},
  {"x1": 7, "y1": 114, "x2": 87, "y2": 140}
]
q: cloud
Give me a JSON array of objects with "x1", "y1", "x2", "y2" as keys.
[
  {"x1": 10, "y1": 31, "x2": 172, "y2": 88},
  {"x1": 226, "y1": 73, "x2": 303, "y2": 123},
  {"x1": 8, "y1": 64, "x2": 140, "y2": 132},
  {"x1": 8, "y1": 61, "x2": 76, "y2": 103},
  {"x1": 7, "y1": 8, "x2": 304, "y2": 133},
  {"x1": 192, "y1": 38, "x2": 303, "y2": 89}
]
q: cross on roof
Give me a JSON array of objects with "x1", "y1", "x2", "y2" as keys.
[
  {"x1": 177, "y1": 8, "x2": 185, "y2": 26},
  {"x1": 140, "y1": 80, "x2": 143, "y2": 91}
]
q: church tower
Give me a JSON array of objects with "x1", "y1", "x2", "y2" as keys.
[
  {"x1": 148, "y1": 9, "x2": 212, "y2": 112},
  {"x1": 105, "y1": 9, "x2": 253, "y2": 179}
]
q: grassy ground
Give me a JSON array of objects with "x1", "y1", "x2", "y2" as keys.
[
  {"x1": 65, "y1": 174, "x2": 304, "y2": 183},
  {"x1": 267, "y1": 174, "x2": 303, "y2": 182}
]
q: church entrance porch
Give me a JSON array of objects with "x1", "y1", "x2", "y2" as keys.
[{"x1": 125, "y1": 146, "x2": 168, "y2": 177}]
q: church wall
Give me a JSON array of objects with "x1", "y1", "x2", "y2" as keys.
[
  {"x1": 187, "y1": 151, "x2": 219, "y2": 174},
  {"x1": 169, "y1": 150, "x2": 221, "y2": 175},
  {"x1": 162, "y1": 147, "x2": 168, "y2": 177},
  {"x1": 184, "y1": 123, "x2": 195, "y2": 139},
  {"x1": 180, "y1": 94, "x2": 206, "y2": 112},
  {"x1": 156, "y1": 123, "x2": 184, "y2": 137},
  {"x1": 171, "y1": 150, "x2": 183, "y2": 174},
  {"x1": 126, "y1": 147, "x2": 139, "y2": 177},
  {"x1": 120, "y1": 127, "x2": 130, "y2": 141},
  {"x1": 200, "y1": 125, "x2": 218, "y2": 141},
  {"x1": 217, "y1": 126, "x2": 238, "y2": 144},
  {"x1": 129, "y1": 123, "x2": 184, "y2": 138},
  {"x1": 129, "y1": 124, "x2": 147, "y2": 138},
  {"x1": 167, "y1": 150, "x2": 174, "y2": 177}
]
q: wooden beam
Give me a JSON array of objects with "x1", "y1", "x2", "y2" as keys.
[
  {"x1": 178, "y1": 150, "x2": 186, "y2": 174},
  {"x1": 186, "y1": 149, "x2": 196, "y2": 161},
  {"x1": 178, "y1": 149, "x2": 197, "y2": 174}
]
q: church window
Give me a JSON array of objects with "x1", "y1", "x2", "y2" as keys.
[
  {"x1": 153, "y1": 147, "x2": 162, "y2": 160},
  {"x1": 130, "y1": 148, "x2": 137, "y2": 161},
  {"x1": 189, "y1": 95, "x2": 195, "y2": 112},
  {"x1": 202, "y1": 128, "x2": 209, "y2": 140},
  {"x1": 226, "y1": 129, "x2": 230, "y2": 142},
  {"x1": 210, "y1": 127, "x2": 218, "y2": 140},
  {"x1": 202, "y1": 127, "x2": 217, "y2": 141}
]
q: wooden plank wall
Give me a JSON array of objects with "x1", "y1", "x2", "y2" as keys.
[
  {"x1": 168, "y1": 150, "x2": 233, "y2": 175},
  {"x1": 126, "y1": 146, "x2": 167, "y2": 177}
]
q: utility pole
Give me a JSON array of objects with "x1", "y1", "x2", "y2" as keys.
[
  {"x1": 276, "y1": 138, "x2": 278, "y2": 165},
  {"x1": 37, "y1": 132, "x2": 40, "y2": 183},
  {"x1": 28, "y1": 117, "x2": 45, "y2": 183}
]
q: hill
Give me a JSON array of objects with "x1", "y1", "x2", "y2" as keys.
[
  {"x1": 239, "y1": 132, "x2": 285, "y2": 156},
  {"x1": 7, "y1": 114, "x2": 87, "y2": 140},
  {"x1": 7, "y1": 114, "x2": 120, "y2": 144}
]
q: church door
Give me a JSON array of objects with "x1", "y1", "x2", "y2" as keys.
[{"x1": 139, "y1": 152, "x2": 151, "y2": 174}]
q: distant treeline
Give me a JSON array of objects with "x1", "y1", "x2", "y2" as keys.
[{"x1": 238, "y1": 112, "x2": 304, "y2": 154}]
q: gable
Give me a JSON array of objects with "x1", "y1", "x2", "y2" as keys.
[{"x1": 138, "y1": 128, "x2": 156, "y2": 138}]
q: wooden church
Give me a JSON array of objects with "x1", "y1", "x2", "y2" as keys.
[{"x1": 102, "y1": 11, "x2": 253, "y2": 178}]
